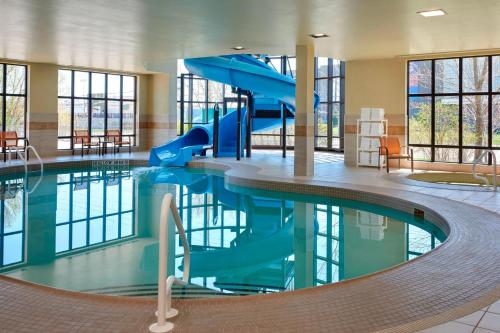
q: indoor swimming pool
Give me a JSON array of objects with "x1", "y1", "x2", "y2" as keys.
[{"x1": 0, "y1": 164, "x2": 446, "y2": 298}]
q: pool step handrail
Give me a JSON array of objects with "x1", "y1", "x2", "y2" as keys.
[
  {"x1": 9, "y1": 145, "x2": 44, "y2": 175},
  {"x1": 472, "y1": 150, "x2": 497, "y2": 192},
  {"x1": 10, "y1": 146, "x2": 44, "y2": 194},
  {"x1": 150, "y1": 193, "x2": 190, "y2": 333}
]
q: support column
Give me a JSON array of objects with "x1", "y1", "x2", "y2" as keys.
[
  {"x1": 246, "y1": 94, "x2": 253, "y2": 158},
  {"x1": 294, "y1": 45, "x2": 315, "y2": 176},
  {"x1": 139, "y1": 60, "x2": 178, "y2": 150},
  {"x1": 282, "y1": 104, "x2": 287, "y2": 158},
  {"x1": 213, "y1": 103, "x2": 220, "y2": 157},
  {"x1": 236, "y1": 90, "x2": 242, "y2": 161}
]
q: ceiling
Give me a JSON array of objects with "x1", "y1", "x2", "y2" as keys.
[{"x1": 0, "y1": 0, "x2": 499, "y2": 73}]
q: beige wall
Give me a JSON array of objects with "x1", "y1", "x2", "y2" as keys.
[
  {"x1": 0, "y1": 58, "x2": 177, "y2": 157},
  {"x1": 344, "y1": 57, "x2": 407, "y2": 166},
  {"x1": 28, "y1": 63, "x2": 59, "y2": 156}
]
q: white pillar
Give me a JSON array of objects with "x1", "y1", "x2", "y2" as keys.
[{"x1": 294, "y1": 44, "x2": 315, "y2": 177}]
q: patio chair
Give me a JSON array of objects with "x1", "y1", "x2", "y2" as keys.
[
  {"x1": 378, "y1": 136, "x2": 414, "y2": 173},
  {"x1": 73, "y1": 130, "x2": 99, "y2": 157},
  {"x1": 1, "y1": 132, "x2": 29, "y2": 162},
  {"x1": 105, "y1": 130, "x2": 132, "y2": 154}
]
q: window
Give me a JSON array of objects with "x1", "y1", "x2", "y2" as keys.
[
  {"x1": 58, "y1": 70, "x2": 137, "y2": 149},
  {"x1": 0, "y1": 177, "x2": 25, "y2": 268},
  {"x1": 315, "y1": 58, "x2": 344, "y2": 150},
  {"x1": 55, "y1": 170, "x2": 135, "y2": 253},
  {"x1": 408, "y1": 55, "x2": 500, "y2": 163},
  {"x1": 177, "y1": 64, "x2": 237, "y2": 134},
  {"x1": 177, "y1": 56, "x2": 345, "y2": 152},
  {"x1": 0, "y1": 64, "x2": 27, "y2": 142}
]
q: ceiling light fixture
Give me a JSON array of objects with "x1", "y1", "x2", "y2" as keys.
[
  {"x1": 232, "y1": 46, "x2": 246, "y2": 51},
  {"x1": 418, "y1": 9, "x2": 447, "y2": 17},
  {"x1": 309, "y1": 33, "x2": 329, "y2": 39}
]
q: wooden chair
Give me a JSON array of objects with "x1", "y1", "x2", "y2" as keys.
[
  {"x1": 73, "y1": 130, "x2": 99, "y2": 157},
  {"x1": 105, "y1": 130, "x2": 132, "y2": 154},
  {"x1": 1, "y1": 132, "x2": 29, "y2": 162},
  {"x1": 378, "y1": 136, "x2": 414, "y2": 173}
]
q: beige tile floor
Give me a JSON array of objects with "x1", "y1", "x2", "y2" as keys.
[
  {"x1": 216, "y1": 150, "x2": 500, "y2": 216},
  {"x1": 420, "y1": 301, "x2": 500, "y2": 333},
  {"x1": 2, "y1": 149, "x2": 499, "y2": 332}
]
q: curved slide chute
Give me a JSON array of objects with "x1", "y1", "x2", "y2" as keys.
[{"x1": 149, "y1": 54, "x2": 319, "y2": 166}]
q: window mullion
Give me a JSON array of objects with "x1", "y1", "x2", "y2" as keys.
[
  {"x1": 120, "y1": 75, "x2": 124, "y2": 134},
  {"x1": 2, "y1": 65, "x2": 6, "y2": 134},
  {"x1": 431, "y1": 60, "x2": 436, "y2": 162},
  {"x1": 104, "y1": 74, "x2": 108, "y2": 135},
  {"x1": 488, "y1": 56, "x2": 493, "y2": 164},
  {"x1": 205, "y1": 78, "x2": 209, "y2": 124},
  {"x1": 327, "y1": 58, "x2": 333, "y2": 149},
  {"x1": 458, "y1": 58, "x2": 463, "y2": 163},
  {"x1": 88, "y1": 72, "x2": 92, "y2": 138},
  {"x1": 70, "y1": 71, "x2": 75, "y2": 150}
]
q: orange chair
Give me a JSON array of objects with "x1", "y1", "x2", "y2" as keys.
[
  {"x1": 1, "y1": 132, "x2": 29, "y2": 162},
  {"x1": 105, "y1": 130, "x2": 132, "y2": 154},
  {"x1": 73, "y1": 130, "x2": 99, "y2": 157},
  {"x1": 378, "y1": 136, "x2": 414, "y2": 173}
]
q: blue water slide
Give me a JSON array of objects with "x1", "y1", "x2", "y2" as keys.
[
  {"x1": 148, "y1": 125, "x2": 213, "y2": 166},
  {"x1": 149, "y1": 54, "x2": 319, "y2": 166}
]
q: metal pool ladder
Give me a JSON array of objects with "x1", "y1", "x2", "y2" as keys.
[
  {"x1": 472, "y1": 150, "x2": 497, "y2": 192},
  {"x1": 150, "y1": 193, "x2": 190, "y2": 333},
  {"x1": 11, "y1": 145, "x2": 44, "y2": 194}
]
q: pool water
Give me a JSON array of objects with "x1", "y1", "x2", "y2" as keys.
[{"x1": 0, "y1": 165, "x2": 445, "y2": 298}]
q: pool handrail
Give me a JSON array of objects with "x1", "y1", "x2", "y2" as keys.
[
  {"x1": 472, "y1": 149, "x2": 497, "y2": 192},
  {"x1": 150, "y1": 193, "x2": 190, "y2": 333},
  {"x1": 10, "y1": 145, "x2": 44, "y2": 194}
]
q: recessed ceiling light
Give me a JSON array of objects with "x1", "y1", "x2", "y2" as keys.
[
  {"x1": 232, "y1": 46, "x2": 246, "y2": 50},
  {"x1": 309, "y1": 33, "x2": 329, "y2": 39},
  {"x1": 418, "y1": 9, "x2": 447, "y2": 17}
]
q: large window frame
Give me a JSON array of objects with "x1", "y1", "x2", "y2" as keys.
[
  {"x1": 58, "y1": 70, "x2": 137, "y2": 150},
  {"x1": 407, "y1": 55, "x2": 500, "y2": 164},
  {"x1": 0, "y1": 63, "x2": 28, "y2": 144}
]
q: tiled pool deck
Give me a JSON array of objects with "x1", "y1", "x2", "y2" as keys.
[{"x1": 0, "y1": 150, "x2": 499, "y2": 332}]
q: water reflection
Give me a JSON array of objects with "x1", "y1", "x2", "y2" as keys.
[
  {"x1": 0, "y1": 178, "x2": 25, "y2": 267},
  {"x1": 166, "y1": 169, "x2": 444, "y2": 294},
  {"x1": 55, "y1": 170, "x2": 135, "y2": 253},
  {"x1": 0, "y1": 167, "x2": 445, "y2": 297}
]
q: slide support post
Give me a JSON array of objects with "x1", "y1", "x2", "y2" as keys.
[
  {"x1": 246, "y1": 93, "x2": 253, "y2": 158},
  {"x1": 213, "y1": 103, "x2": 219, "y2": 158},
  {"x1": 180, "y1": 74, "x2": 185, "y2": 135},
  {"x1": 282, "y1": 103, "x2": 287, "y2": 158},
  {"x1": 236, "y1": 90, "x2": 242, "y2": 161}
]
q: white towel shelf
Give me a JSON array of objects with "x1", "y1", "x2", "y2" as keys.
[{"x1": 356, "y1": 108, "x2": 387, "y2": 168}]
